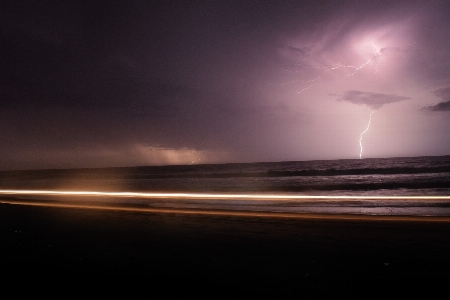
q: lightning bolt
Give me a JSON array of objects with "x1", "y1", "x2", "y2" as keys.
[
  {"x1": 276, "y1": 41, "x2": 389, "y2": 93},
  {"x1": 359, "y1": 110, "x2": 375, "y2": 159},
  {"x1": 371, "y1": 40, "x2": 383, "y2": 73},
  {"x1": 278, "y1": 55, "x2": 382, "y2": 93}
]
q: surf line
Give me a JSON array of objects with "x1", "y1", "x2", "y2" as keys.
[{"x1": 0, "y1": 189, "x2": 450, "y2": 201}]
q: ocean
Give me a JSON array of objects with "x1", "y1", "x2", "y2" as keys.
[{"x1": 1, "y1": 155, "x2": 450, "y2": 216}]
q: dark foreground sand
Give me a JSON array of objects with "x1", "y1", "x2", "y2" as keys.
[{"x1": 1, "y1": 201, "x2": 450, "y2": 298}]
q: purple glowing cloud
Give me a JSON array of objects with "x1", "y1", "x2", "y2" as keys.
[{"x1": 336, "y1": 91, "x2": 411, "y2": 109}]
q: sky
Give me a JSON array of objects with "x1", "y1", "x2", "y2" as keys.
[{"x1": 1, "y1": 0, "x2": 450, "y2": 170}]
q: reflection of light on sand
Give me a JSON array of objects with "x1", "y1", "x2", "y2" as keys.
[
  {"x1": 2, "y1": 199, "x2": 450, "y2": 222},
  {"x1": 0, "y1": 189, "x2": 449, "y2": 200}
]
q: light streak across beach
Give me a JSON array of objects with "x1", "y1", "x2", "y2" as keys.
[{"x1": 1, "y1": 189, "x2": 449, "y2": 201}]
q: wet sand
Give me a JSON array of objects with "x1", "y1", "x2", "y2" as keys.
[{"x1": 1, "y1": 200, "x2": 450, "y2": 297}]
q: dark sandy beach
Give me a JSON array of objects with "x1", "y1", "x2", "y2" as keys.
[{"x1": 1, "y1": 201, "x2": 450, "y2": 298}]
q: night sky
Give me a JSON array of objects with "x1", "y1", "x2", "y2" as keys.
[{"x1": 1, "y1": 1, "x2": 450, "y2": 170}]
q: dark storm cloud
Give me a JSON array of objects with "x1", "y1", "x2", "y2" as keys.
[
  {"x1": 432, "y1": 87, "x2": 450, "y2": 100},
  {"x1": 425, "y1": 87, "x2": 450, "y2": 111},
  {"x1": 337, "y1": 91, "x2": 411, "y2": 109},
  {"x1": 0, "y1": 2, "x2": 140, "y2": 109},
  {"x1": 425, "y1": 100, "x2": 450, "y2": 111}
]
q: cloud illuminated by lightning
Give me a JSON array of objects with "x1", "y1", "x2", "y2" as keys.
[
  {"x1": 283, "y1": 57, "x2": 379, "y2": 93},
  {"x1": 359, "y1": 110, "x2": 375, "y2": 159},
  {"x1": 277, "y1": 39, "x2": 392, "y2": 93}
]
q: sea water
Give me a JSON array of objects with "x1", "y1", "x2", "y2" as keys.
[{"x1": 1, "y1": 155, "x2": 450, "y2": 216}]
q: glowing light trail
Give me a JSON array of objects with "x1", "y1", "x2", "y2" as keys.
[
  {"x1": 1, "y1": 189, "x2": 449, "y2": 200},
  {"x1": 359, "y1": 110, "x2": 375, "y2": 159}
]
